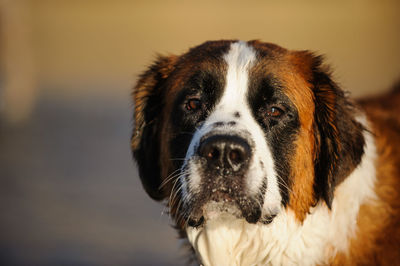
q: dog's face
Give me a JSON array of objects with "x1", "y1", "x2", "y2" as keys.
[{"x1": 132, "y1": 40, "x2": 364, "y2": 228}]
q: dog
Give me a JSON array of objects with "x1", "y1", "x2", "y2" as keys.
[{"x1": 131, "y1": 40, "x2": 400, "y2": 265}]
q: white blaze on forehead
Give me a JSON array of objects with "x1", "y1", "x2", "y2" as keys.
[{"x1": 221, "y1": 41, "x2": 256, "y2": 107}]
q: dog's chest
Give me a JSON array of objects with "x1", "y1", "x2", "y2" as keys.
[{"x1": 186, "y1": 210, "x2": 333, "y2": 266}]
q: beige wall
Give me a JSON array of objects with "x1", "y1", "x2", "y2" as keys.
[
  {"x1": 2, "y1": 0, "x2": 400, "y2": 115},
  {"x1": 0, "y1": 0, "x2": 36, "y2": 123}
]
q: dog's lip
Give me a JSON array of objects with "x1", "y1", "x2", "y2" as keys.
[
  {"x1": 184, "y1": 181, "x2": 266, "y2": 227},
  {"x1": 186, "y1": 199, "x2": 279, "y2": 227},
  {"x1": 203, "y1": 200, "x2": 242, "y2": 220},
  {"x1": 188, "y1": 216, "x2": 204, "y2": 227},
  {"x1": 187, "y1": 200, "x2": 243, "y2": 227}
]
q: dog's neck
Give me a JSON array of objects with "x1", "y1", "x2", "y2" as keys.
[{"x1": 186, "y1": 127, "x2": 377, "y2": 266}]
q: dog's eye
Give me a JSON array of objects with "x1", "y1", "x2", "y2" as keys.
[
  {"x1": 267, "y1": 106, "x2": 283, "y2": 118},
  {"x1": 185, "y1": 98, "x2": 202, "y2": 111}
]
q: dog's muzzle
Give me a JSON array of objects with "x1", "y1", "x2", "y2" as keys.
[{"x1": 184, "y1": 133, "x2": 267, "y2": 226}]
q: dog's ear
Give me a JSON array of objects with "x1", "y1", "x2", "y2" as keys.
[
  {"x1": 131, "y1": 55, "x2": 178, "y2": 201},
  {"x1": 310, "y1": 55, "x2": 365, "y2": 207}
]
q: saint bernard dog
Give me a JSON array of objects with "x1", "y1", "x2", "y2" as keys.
[{"x1": 131, "y1": 40, "x2": 400, "y2": 265}]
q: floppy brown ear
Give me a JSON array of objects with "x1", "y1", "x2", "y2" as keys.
[
  {"x1": 311, "y1": 55, "x2": 365, "y2": 207},
  {"x1": 131, "y1": 55, "x2": 178, "y2": 201}
]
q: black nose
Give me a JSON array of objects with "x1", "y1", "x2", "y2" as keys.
[{"x1": 198, "y1": 135, "x2": 251, "y2": 174}]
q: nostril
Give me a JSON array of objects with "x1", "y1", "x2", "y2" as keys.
[
  {"x1": 207, "y1": 147, "x2": 220, "y2": 161},
  {"x1": 198, "y1": 140, "x2": 223, "y2": 165},
  {"x1": 229, "y1": 149, "x2": 243, "y2": 165},
  {"x1": 227, "y1": 142, "x2": 250, "y2": 172}
]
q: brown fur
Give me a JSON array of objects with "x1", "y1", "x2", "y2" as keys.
[
  {"x1": 132, "y1": 55, "x2": 178, "y2": 150},
  {"x1": 331, "y1": 87, "x2": 400, "y2": 265},
  {"x1": 282, "y1": 53, "x2": 318, "y2": 222}
]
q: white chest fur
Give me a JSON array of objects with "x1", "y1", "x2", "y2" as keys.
[{"x1": 186, "y1": 130, "x2": 377, "y2": 266}]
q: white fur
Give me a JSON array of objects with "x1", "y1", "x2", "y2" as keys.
[{"x1": 186, "y1": 121, "x2": 377, "y2": 266}]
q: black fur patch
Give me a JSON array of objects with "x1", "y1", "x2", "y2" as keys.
[
  {"x1": 170, "y1": 71, "x2": 226, "y2": 171},
  {"x1": 311, "y1": 57, "x2": 365, "y2": 207},
  {"x1": 247, "y1": 75, "x2": 300, "y2": 206}
]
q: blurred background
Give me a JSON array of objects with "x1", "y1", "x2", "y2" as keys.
[{"x1": 0, "y1": 0, "x2": 399, "y2": 265}]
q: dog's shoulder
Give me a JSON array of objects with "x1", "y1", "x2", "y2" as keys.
[{"x1": 332, "y1": 86, "x2": 400, "y2": 265}]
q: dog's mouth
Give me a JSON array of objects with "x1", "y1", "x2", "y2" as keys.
[
  {"x1": 187, "y1": 201, "x2": 241, "y2": 226},
  {"x1": 184, "y1": 188, "x2": 276, "y2": 227}
]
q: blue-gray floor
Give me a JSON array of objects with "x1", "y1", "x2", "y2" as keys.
[{"x1": 0, "y1": 96, "x2": 186, "y2": 265}]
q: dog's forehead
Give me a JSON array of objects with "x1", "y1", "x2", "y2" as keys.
[
  {"x1": 167, "y1": 40, "x2": 289, "y2": 96},
  {"x1": 180, "y1": 40, "x2": 287, "y2": 67}
]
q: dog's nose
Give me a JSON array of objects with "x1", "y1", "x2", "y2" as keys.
[{"x1": 198, "y1": 135, "x2": 251, "y2": 174}]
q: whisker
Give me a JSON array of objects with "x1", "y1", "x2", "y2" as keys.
[
  {"x1": 276, "y1": 176, "x2": 294, "y2": 196},
  {"x1": 169, "y1": 170, "x2": 190, "y2": 207},
  {"x1": 272, "y1": 167, "x2": 294, "y2": 196},
  {"x1": 174, "y1": 187, "x2": 192, "y2": 220},
  {"x1": 170, "y1": 181, "x2": 185, "y2": 207},
  {"x1": 169, "y1": 178, "x2": 187, "y2": 221},
  {"x1": 159, "y1": 169, "x2": 183, "y2": 189},
  {"x1": 169, "y1": 175, "x2": 183, "y2": 205}
]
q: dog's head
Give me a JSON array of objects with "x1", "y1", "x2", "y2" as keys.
[{"x1": 131, "y1": 40, "x2": 365, "y2": 228}]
